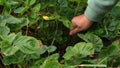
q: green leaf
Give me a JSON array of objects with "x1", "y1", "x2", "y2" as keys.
[
  {"x1": 63, "y1": 42, "x2": 94, "y2": 60},
  {"x1": 25, "y1": 45, "x2": 47, "y2": 60},
  {"x1": 4, "y1": 15, "x2": 21, "y2": 24},
  {"x1": 47, "y1": 46, "x2": 57, "y2": 53},
  {"x1": 29, "y1": 10, "x2": 37, "y2": 19},
  {"x1": 1, "y1": 33, "x2": 40, "y2": 56},
  {"x1": 0, "y1": 0, "x2": 4, "y2": 5},
  {"x1": 41, "y1": 59, "x2": 61, "y2": 68},
  {"x1": 30, "y1": 53, "x2": 59, "y2": 68},
  {"x1": 0, "y1": 15, "x2": 6, "y2": 26},
  {"x1": 34, "y1": 58, "x2": 46, "y2": 65},
  {"x1": 73, "y1": 42, "x2": 94, "y2": 56},
  {"x1": 58, "y1": 17, "x2": 72, "y2": 29},
  {"x1": 96, "y1": 41, "x2": 120, "y2": 64},
  {"x1": 8, "y1": 18, "x2": 29, "y2": 31},
  {"x1": 68, "y1": 0, "x2": 81, "y2": 2},
  {"x1": 111, "y1": 6, "x2": 120, "y2": 18},
  {"x1": 14, "y1": 36, "x2": 39, "y2": 54},
  {"x1": 77, "y1": 33, "x2": 103, "y2": 52},
  {"x1": 1, "y1": 33, "x2": 21, "y2": 56},
  {"x1": 25, "y1": 0, "x2": 36, "y2": 6},
  {"x1": 0, "y1": 15, "x2": 26, "y2": 27},
  {"x1": 107, "y1": 44, "x2": 119, "y2": 56},
  {"x1": 58, "y1": 0, "x2": 68, "y2": 7},
  {"x1": 38, "y1": 45, "x2": 48, "y2": 54},
  {"x1": 4, "y1": 33, "x2": 15, "y2": 42},
  {"x1": 0, "y1": 15, "x2": 29, "y2": 30},
  {"x1": 63, "y1": 46, "x2": 74, "y2": 60},
  {"x1": 1, "y1": 40, "x2": 19, "y2": 56},
  {"x1": 2, "y1": 51, "x2": 25, "y2": 65},
  {"x1": 32, "y1": 3, "x2": 41, "y2": 12},
  {"x1": 107, "y1": 41, "x2": 120, "y2": 56},
  {"x1": 29, "y1": 0, "x2": 36, "y2": 6},
  {"x1": 29, "y1": 3, "x2": 41, "y2": 20},
  {"x1": 8, "y1": 1, "x2": 18, "y2": 6},
  {"x1": 47, "y1": 53, "x2": 59, "y2": 60},
  {"x1": 14, "y1": 7, "x2": 25, "y2": 13},
  {"x1": 0, "y1": 26, "x2": 10, "y2": 37}
]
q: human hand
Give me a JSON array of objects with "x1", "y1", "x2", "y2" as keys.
[{"x1": 69, "y1": 14, "x2": 93, "y2": 35}]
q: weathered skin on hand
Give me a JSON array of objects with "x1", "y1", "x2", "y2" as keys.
[{"x1": 69, "y1": 14, "x2": 93, "y2": 35}]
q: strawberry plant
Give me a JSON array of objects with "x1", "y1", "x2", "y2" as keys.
[{"x1": 0, "y1": 0, "x2": 120, "y2": 68}]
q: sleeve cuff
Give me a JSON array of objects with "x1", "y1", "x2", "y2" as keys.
[{"x1": 84, "y1": 6, "x2": 104, "y2": 22}]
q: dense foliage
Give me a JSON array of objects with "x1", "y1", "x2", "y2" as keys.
[{"x1": 0, "y1": 0, "x2": 120, "y2": 68}]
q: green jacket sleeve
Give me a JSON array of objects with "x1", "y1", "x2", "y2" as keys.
[{"x1": 84, "y1": 0, "x2": 119, "y2": 22}]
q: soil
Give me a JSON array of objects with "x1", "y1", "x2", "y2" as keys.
[{"x1": 0, "y1": 5, "x2": 4, "y2": 14}]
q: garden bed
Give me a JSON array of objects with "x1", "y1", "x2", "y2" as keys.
[{"x1": 0, "y1": 0, "x2": 120, "y2": 68}]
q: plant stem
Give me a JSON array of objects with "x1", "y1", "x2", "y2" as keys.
[
  {"x1": 51, "y1": 20, "x2": 58, "y2": 46},
  {"x1": 25, "y1": 20, "x2": 29, "y2": 36},
  {"x1": 71, "y1": 64, "x2": 107, "y2": 68},
  {"x1": 103, "y1": 21, "x2": 108, "y2": 35},
  {"x1": 26, "y1": 60, "x2": 29, "y2": 68},
  {"x1": 74, "y1": 1, "x2": 80, "y2": 16},
  {"x1": 18, "y1": 64, "x2": 22, "y2": 68},
  {"x1": 99, "y1": 57, "x2": 108, "y2": 64}
]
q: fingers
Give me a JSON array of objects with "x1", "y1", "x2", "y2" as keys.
[
  {"x1": 69, "y1": 27, "x2": 82, "y2": 35},
  {"x1": 69, "y1": 14, "x2": 92, "y2": 35},
  {"x1": 70, "y1": 17, "x2": 83, "y2": 35},
  {"x1": 70, "y1": 17, "x2": 81, "y2": 35},
  {"x1": 71, "y1": 21, "x2": 77, "y2": 30}
]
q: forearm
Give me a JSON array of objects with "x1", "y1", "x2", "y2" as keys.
[{"x1": 84, "y1": 0, "x2": 119, "y2": 22}]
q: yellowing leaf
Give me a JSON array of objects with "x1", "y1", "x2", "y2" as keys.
[{"x1": 42, "y1": 16, "x2": 50, "y2": 20}]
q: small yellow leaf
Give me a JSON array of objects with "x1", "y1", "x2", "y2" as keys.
[{"x1": 42, "y1": 16, "x2": 50, "y2": 20}]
